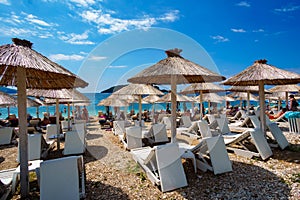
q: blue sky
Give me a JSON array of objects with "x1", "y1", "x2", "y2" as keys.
[{"x1": 0, "y1": 0, "x2": 299, "y2": 93}]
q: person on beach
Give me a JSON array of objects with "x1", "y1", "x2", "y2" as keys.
[
  {"x1": 287, "y1": 95, "x2": 299, "y2": 111},
  {"x1": 266, "y1": 107, "x2": 287, "y2": 119},
  {"x1": 82, "y1": 105, "x2": 89, "y2": 122}
]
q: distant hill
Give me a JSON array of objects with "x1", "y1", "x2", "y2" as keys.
[
  {"x1": 100, "y1": 85, "x2": 128, "y2": 93},
  {"x1": 100, "y1": 84, "x2": 168, "y2": 94}
]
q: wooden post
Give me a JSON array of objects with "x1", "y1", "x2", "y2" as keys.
[
  {"x1": 56, "y1": 99, "x2": 60, "y2": 150},
  {"x1": 171, "y1": 75, "x2": 177, "y2": 143},
  {"x1": 199, "y1": 90, "x2": 203, "y2": 118},
  {"x1": 258, "y1": 81, "x2": 266, "y2": 134},
  {"x1": 17, "y1": 67, "x2": 29, "y2": 197},
  {"x1": 138, "y1": 95, "x2": 142, "y2": 126},
  {"x1": 247, "y1": 91, "x2": 250, "y2": 114},
  {"x1": 285, "y1": 91, "x2": 288, "y2": 109},
  {"x1": 67, "y1": 102, "x2": 71, "y2": 130}
]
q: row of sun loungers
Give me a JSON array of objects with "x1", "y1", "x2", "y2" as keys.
[{"x1": 0, "y1": 120, "x2": 88, "y2": 198}]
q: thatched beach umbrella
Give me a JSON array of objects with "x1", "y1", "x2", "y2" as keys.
[
  {"x1": 222, "y1": 59, "x2": 300, "y2": 134},
  {"x1": 128, "y1": 49, "x2": 225, "y2": 142},
  {"x1": 228, "y1": 85, "x2": 269, "y2": 113},
  {"x1": 157, "y1": 92, "x2": 195, "y2": 103},
  {"x1": 0, "y1": 91, "x2": 16, "y2": 107},
  {"x1": 112, "y1": 84, "x2": 163, "y2": 126},
  {"x1": 269, "y1": 84, "x2": 300, "y2": 109},
  {"x1": 143, "y1": 95, "x2": 161, "y2": 123},
  {"x1": 27, "y1": 88, "x2": 80, "y2": 149},
  {"x1": 181, "y1": 82, "x2": 224, "y2": 115},
  {"x1": 0, "y1": 38, "x2": 88, "y2": 197}
]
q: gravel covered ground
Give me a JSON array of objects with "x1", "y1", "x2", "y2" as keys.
[{"x1": 1, "y1": 117, "x2": 300, "y2": 200}]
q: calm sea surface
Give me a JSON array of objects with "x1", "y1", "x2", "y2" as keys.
[{"x1": 0, "y1": 92, "x2": 278, "y2": 119}]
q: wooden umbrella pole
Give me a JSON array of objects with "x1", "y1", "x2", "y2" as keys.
[
  {"x1": 247, "y1": 91, "x2": 250, "y2": 114},
  {"x1": 56, "y1": 99, "x2": 60, "y2": 150},
  {"x1": 285, "y1": 91, "x2": 288, "y2": 109},
  {"x1": 138, "y1": 95, "x2": 142, "y2": 126},
  {"x1": 199, "y1": 90, "x2": 203, "y2": 118},
  {"x1": 17, "y1": 67, "x2": 29, "y2": 197},
  {"x1": 67, "y1": 102, "x2": 71, "y2": 130},
  {"x1": 259, "y1": 81, "x2": 266, "y2": 134},
  {"x1": 171, "y1": 75, "x2": 177, "y2": 143}
]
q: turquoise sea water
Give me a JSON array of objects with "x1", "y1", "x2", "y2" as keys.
[{"x1": 0, "y1": 92, "x2": 283, "y2": 119}]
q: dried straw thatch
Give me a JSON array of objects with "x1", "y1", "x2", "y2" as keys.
[
  {"x1": 142, "y1": 95, "x2": 161, "y2": 104},
  {"x1": 128, "y1": 50, "x2": 226, "y2": 84},
  {"x1": 180, "y1": 82, "x2": 225, "y2": 94},
  {"x1": 228, "y1": 92, "x2": 259, "y2": 101},
  {"x1": 200, "y1": 93, "x2": 225, "y2": 103},
  {"x1": 157, "y1": 93, "x2": 195, "y2": 102},
  {"x1": 0, "y1": 38, "x2": 88, "y2": 89},
  {"x1": 0, "y1": 91, "x2": 16, "y2": 106},
  {"x1": 269, "y1": 84, "x2": 300, "y2": 93},
  {"x1": 227, "y1": 85, "x2": 270, "y2": 93},
  {"x1": 112, "y1": 84, "x2": 163, "y2": 96},
  {"x1": 98, "y1": 95, "x2": 129, "y2": 107},
  {"x1": 222, "y1": 59, "x2": 300, "y2": 86}
]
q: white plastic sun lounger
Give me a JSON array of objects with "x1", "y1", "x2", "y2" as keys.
[
  {"x1": 215, "y1": 118, "x2": 273, "y2": 160},
  {"x1": 0, "y1": 127, "x2": 14, "y2": 145},
  {"x1": 39, "y1": 155, "x2": 85, "y2": 200},
  {"x1": 130, "y1": 143, "x2": 188, "y2": 192}
]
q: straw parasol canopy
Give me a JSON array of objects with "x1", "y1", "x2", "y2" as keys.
[
  {"x1": 228, "y1": 85, "x2": 270, "y2": 93},
  {"x1": 128, "y1": 49, "x2": 226, "y2": 142},
  {"x1": 0, "y1": 91, "x2": 16, "y2": 107},
  {"x1": 113, "y1": 84, "x2": 163, "y2": 125},
  {"x1": 268, "y1": 84, "x2": 300, "y2": 107},
  {"x1": 98, "y1": 94, "x2": 130, "y2": 107},
  {"x1": 0, "y1": 38, "x2": 88, "y2": 197},
  {"x1": 143, "y1": 95, "x2": 161, "y2": 104},
  {"x1": 222, "y1": 59, "x2": 300, "y2": 134},
  {"x1": 157, "y1": 93, "x2": 195, "y2": 102},
  {"x1": 180, "y1": 82, "x2": 225, "y2": 116},
  {"x1": 0, "y1": 38, "x2": 88, "y2": 89},
  {"x1": 228, "y1": 92, "x2": 259, "y2": 101},
  {"x1": 201, "y1": 93, "x2": 225, "y2": 103}
]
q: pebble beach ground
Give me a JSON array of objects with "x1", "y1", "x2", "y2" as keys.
[{"x1": 1, "y1": 117, "x2": 299, "y2": 200}]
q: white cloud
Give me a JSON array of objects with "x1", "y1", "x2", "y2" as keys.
[
  {"x1": 80, "y1": 9, "x2": 179, "y2": 34},
  {"x1": 107, "y1": 65, "x2": 127, "y2": 68},
  {"x1": 26, "y1": 14, "x2": 51, "y2": 26},
  {"x1": 236, "y1": 1, "x2": 250, "y2": 7},
  {"x1": 253, "y1": 29, "x2": 264, "y2": 32},
  {"x1": 274, "y1": 6, "x2": 300, "y2": 12},
  {"x1": 0, "y1": 27, "x2": 34, "y2": 36},
  {"x1": 58, "y1": 31, "x2": 95, "y2": 45},
  {"x1": 88, "y1": 55, "x2": 107, "y2": 61},
  {"x1": 211, "y1": 35, "x2": 229, "y2": 43},
  {"x1": 231, "y1": 28, "x2": 246, "y2": 33},
  {"x1": 158, "y1": 10, "x2": 180, "y2": 22},
  {"x1": 70, "y1": 0, "x2": 96, "y2": 7},
  {"x1": 0, "y1": 0, "x2": 10, "y2": 5},
  {"x1": 49, "y1": 53, "x2": 85, "y2": 61}
]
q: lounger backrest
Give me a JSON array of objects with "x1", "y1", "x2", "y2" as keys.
[
  {"x1": 40, "y1": 156, "x2": 80, "y2": 200},
  {"x1": 155, "y1": 143, "x2": 187, "y2": 192},
  {"x1": 0, "y1": 127, "x2": 14, "y2": 145},
  {"x1": 181, "y1": 116, "x2": 192, "y2": 128},
  {"x1": 152, "y1": 124, "x2": 168, "y2": 143},
  {"x1": 249, "y1": 115, "x2": 260, "y2": 129},
  {"x1": 114, "y1": 120, "x2": 125, "y2": 135},
  {"x1": 46, "y1": 124, "x2": 57, "y2": 142},
  {"x1": 206, "y1": 114, "x2": 216, "y2": 124},
  {"x1": 162, "y1": 117, "x2": 171, "y2": 130},
  {"x1": 17, "y1": 133, "x2": 42, "y2": 162},
  {"x1": 249, "y1": 128, "x2": 273, "y2": 160},
  {"x1": 216, "y1": 118, "x2": 231, "y2": 134},
  {"x1": 204, "y1": 135, "x2": 233, "y2": 174},
  {"x1": 125, "y1": 126, "x2": 143, "y2": 150},
  {"x1": 63, "y1": 130, "x2": 86, "y2": 155},
  {"x1": 197, "y1": 120, "x2": 213, "y2": 138}
]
